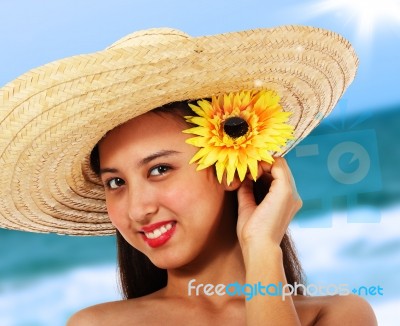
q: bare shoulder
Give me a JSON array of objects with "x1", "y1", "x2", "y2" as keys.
[
  {"x1": 66, "y1": 304, "x2": 101, "y2": 326},
  {"x1": 66, "y1": 299, "x2": 146, "y2": 326},
  {"x1": 295, "y1": 294, "x2": 377, "y2": 326},
  {"x1": 319, "y1": 294, "x2": 377, "y2": 325},
  {"x1": 66, "y1": 288, "x2": 174, "y2": 326},
  {"x1": 66, "y1": 301, "x2": 124, "y2": 326}
]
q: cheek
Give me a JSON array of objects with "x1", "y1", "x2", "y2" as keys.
[
  {"x1": 161, "y1": 171, "x2": 225, "y2": 220},
  {"x1": 160, "y1": 186, "x2": 190, "y2": 213},
  {"x1": 105, "y1": 195, "x2": 128, "y2": 230}
]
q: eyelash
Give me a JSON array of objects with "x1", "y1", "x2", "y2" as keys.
[
  {"x1": 148, "y1": 164, "x2": 172, "y2": 177},
  {"x1": 104, "y1": 164, "x2": 172, "y2": 190},
  {"x1": 105, "y1": 177, "x2": 125, "y2": 190}
]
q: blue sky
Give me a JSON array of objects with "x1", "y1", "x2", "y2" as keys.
[{"x1": 1, "y1": 0, "x2": 400, "y2": 113}]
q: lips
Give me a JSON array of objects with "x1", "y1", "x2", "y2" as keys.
[{"x1": 141, "y1": 221, "x2": 176, "y2": 248}]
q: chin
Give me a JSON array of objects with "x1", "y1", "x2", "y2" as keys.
[
  {"x1": 151, "y1": 259, "x2": 186, "y2": 270},
  {"x1": 149, "y1": 252, "x2": 195, "y2": 270}
]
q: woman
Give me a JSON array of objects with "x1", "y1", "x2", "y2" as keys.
[{"x1": 0, "y1": 27, "x2": 376, "y2": 325}]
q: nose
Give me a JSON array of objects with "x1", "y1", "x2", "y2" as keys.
[{"x1": 127, "y1": 183, "x2": 159, "y2": 224}]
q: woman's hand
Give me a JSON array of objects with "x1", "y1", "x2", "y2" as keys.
[
  {"x1": 236, "y1": 157, "x2": 303, "y2": 325},
  {"x1": 236, "y1": 157, "x2": 302, "y2": 251}
]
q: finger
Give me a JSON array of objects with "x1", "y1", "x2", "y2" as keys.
[
  {"x1": 237, "y1": 178, "x2": 256, "y2": 216},
  {"x1": 258, "y1": 161, "x2": 273, "y2": 184},
  {"x1": 270, "y1": 157, "x2": 291, "y2": 183},
  {"x1": 259, "y1": 161, "x2": 272, "y2": 174},
  {"x1": 274, "y1": 157, "x2": 299, "y2": 192},
  {"x1": 270, "y1": 157, "x2": 301, "y2": 203},
  {"x1": 281, "y1": 157, "x2": 299, "y2": 193}
]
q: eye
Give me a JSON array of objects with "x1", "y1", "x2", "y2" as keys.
[
  {"x1": 149, "y1": 165, "x2": 171, "y2": 177},
  {"x1": 106, "y1": 177, "x2": 125, "y2": 190}
]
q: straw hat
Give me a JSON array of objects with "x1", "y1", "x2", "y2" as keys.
[{"x1": 0, "y1": 25, "x2": 358, "y2": 235}]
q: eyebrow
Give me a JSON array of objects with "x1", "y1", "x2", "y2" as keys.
[
  {"x1": 138, "y1": 150, "x2": 181, "y2": 167},
  {"x1": 99, "y1": 150, "x2": 181, "y2": 175}
]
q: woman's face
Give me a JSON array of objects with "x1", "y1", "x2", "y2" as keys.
[{"x1": 98, "y1": 111, "x2": 233, "y2": 269}]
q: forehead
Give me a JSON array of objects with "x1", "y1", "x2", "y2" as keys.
[
  {"x1": 98, "y1": 111, "x2": 189, "y2": 159},
  {"x1": 108, "y1": 111, "x2": 185, "y2": 138}
]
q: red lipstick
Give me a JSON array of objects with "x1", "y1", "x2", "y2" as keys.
[{"x1": 141, "y1": 221, "x2": 176, "y2": 248}]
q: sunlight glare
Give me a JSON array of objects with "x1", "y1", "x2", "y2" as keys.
[{"x1": 311, "y1": 0, "x2": 400, "y2": 43}]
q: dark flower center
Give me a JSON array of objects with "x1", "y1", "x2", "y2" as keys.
[{"x1": 223, "y1": 117, "x2": 249, "y2": 139}]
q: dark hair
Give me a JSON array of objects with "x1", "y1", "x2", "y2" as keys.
[{"x1": 90, "y1": 101, "x2": 305, "y2": 299}]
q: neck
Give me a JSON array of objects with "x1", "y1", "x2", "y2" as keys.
[
  {"x1": 165, "y1": 239, "x2": 245, "y2": 296},
  {"x1": 163, "y1": 191, "x2": 245, "y2": 300}
]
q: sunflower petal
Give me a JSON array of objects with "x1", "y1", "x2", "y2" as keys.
[
  {"x1": 202, "y1": 147, "x2": 221, "y2": 166},
  {"x1": 248, "y1": 158, "x2": 258, "y2": 181},
  {"x1": 225, "y1": 150, "x2": 239, "y2": 185},
  {"x1": 237, "y1": 153, "x2": 248, "y2": 181},
  {"x1": 197, "y1": 100, "x2": 214, "y2": 116},
  {"x1": 187, "y1": 116, "x2": 211, "y2": 127},
  {"x1": 215, "y1": 160, "x2": 226, "y2": 184},
  {"x1": 183, "y1": 126, "x2": 210, "y2": 137},
  {"x1": 259, "y1": 150, "x2": 274, "y2": 164},
  {"x1": 189, "y1": 147, "x2": 209, "y2": 164},
  {"x1": 185, "y1": 136, "x2": 209, "y2": 147}
]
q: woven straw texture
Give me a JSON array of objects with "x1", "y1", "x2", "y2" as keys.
[{"x1": 0, "y1": 26, "x2": 358, "y2": 235}]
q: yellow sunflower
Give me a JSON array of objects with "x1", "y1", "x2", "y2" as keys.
[{"x1": 183, "y1": 90, "x2": 294, "y2": 185}]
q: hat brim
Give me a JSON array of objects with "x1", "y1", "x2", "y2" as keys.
[{"x1": 0, "y1": 25, "x2": 358, "y2": 235}]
